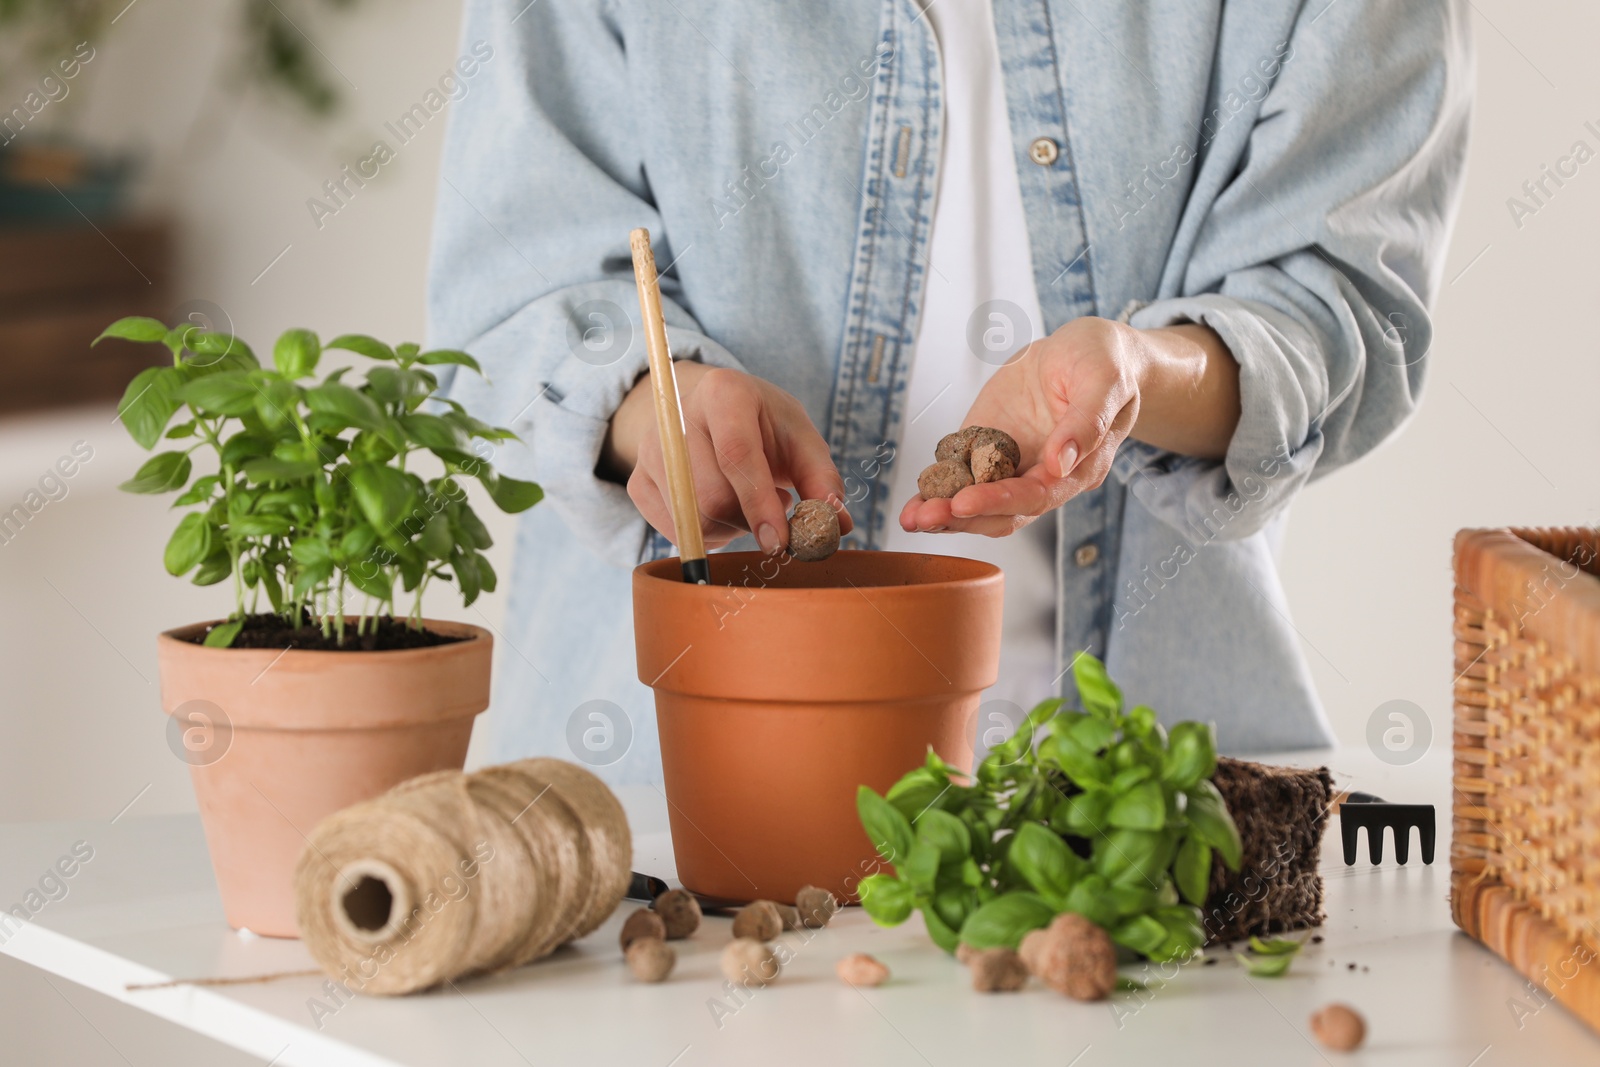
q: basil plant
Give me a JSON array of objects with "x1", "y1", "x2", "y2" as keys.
[
  {"x1": 99, "y1": 317, "x2": 540, "y2": 647},
  {"x1": 857, "y1": 653, "x2": 1242, "y2": 962}
]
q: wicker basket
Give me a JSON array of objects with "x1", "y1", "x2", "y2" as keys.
[{"x1": 1452, "y1": 527, "x2": 1600, "y2": 1032}]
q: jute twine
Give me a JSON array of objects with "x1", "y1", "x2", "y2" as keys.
[{"x1": 293, "y1": 758, "x2": 632, "y2": 996}]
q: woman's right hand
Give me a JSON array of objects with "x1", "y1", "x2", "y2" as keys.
[{"x1": 600, "y1": 363, "x2": 853, "y2": 552}]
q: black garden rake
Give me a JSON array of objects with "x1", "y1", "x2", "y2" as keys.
[{"x1": 1337, "y1": 791, "x2": 1437, "y2": 865}]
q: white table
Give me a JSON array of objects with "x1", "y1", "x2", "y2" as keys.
[{"x1": 4, "y1": 748, "x2": 1597, "y2": 1066}]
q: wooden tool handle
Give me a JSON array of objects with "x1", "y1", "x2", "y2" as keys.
[{"x1": 629, "y1": 228, "x2": 709, "y2": 584}]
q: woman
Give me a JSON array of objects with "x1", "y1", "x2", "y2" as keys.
[{"x1": 428, "y1": 0, "x2": 1471, "y2": 782}]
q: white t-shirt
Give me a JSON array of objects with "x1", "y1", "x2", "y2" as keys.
[{"x1": 880, "y1": 0, "x2": 1058, "y2": 714}]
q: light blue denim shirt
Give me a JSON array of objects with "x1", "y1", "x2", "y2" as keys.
[{"x1": 427, "y1": 0, "x2": 1472, "y2": 783}]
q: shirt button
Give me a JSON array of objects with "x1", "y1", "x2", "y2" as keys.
[
  {"x1": 1029, "y1": 137, "x2": 1060, "y2": 166},
  {"x1": 1074, "y1": 542, "x2": 1099, "y2": 567}
]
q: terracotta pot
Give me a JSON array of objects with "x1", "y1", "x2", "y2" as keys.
[
  {"x1": 633, "y1": 550, "x2": 1002, "y2": 905},
  {"x1": 156, "y1": 619, "x2": 492, "y2": 938}
]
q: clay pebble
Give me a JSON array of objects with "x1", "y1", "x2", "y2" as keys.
[
  {"x1": 732, "y1": 900, "x2": 784, "y2": 942},
  {"x1": 618, "y1": 907, "x2": 666, "y2": 952},
  {"x1": 722, "y1": 938, "x2": 781, "y2": 988},
  {"x1": 1019, "y1": 913, "x2": 1118, "y2": 1001},
  {"x1": 925, "y1": 427, "x2": 1019, "y2": 497},
  {"x1": 970, "y1": 440, "x2": 1016, "y2": 483},
  {"x1": 935, "y1": 428, "x2": 981, "y2": 465},
  {"x1": 787, "y1": 499, "x2": 841, "y2": 562},
  {"x1": 795, "y1": 885, "x2": 838, "y2": 929},
  {"x1": 651, "y1": 888, "x2": 701, "y2": 940},
  {"x1": 836, "y1": 953, "x2": 890, "y2": 987},
  {"x1": 625, "y1": 938, "x2": 675, "y2": 982},
  {"x1": 918, "y1": 460, "x2": 974, "y2": 500},
  {"x1": 1310, "y1": 1003, "x2": 1367, "y2": 1052},
  {"x1": 969, "y1": 947, "x2": 1029, "y2": 992}
]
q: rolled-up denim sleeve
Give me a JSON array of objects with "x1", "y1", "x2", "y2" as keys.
[
  {"x1": 426, "y1": 0, "x2": 744, "y2": 567},
  {"x1": 1115, "y1": 1, "x2": 1473, "y2": 541}
]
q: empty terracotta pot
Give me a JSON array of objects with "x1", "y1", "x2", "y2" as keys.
[
  {"x1": 156, "y1": 620, "x2": 492, "y2": 938},
  {"x1": 633, "y1": 550, "x2": 1002, "y2": 905}
]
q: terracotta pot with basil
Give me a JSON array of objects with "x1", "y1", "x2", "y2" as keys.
[{"x1": 101, "y1": 317, "x2": 541, "y2": 937}]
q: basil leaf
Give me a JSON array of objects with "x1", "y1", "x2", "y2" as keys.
[
  {"x1": 417, "y1": 348, "x2": 482, "y2": 373},
  {"x1": 1110, "y1": 765, "x2": 1153, "y2": 793},
  {"x1": 1072, "y1": 653, "x2": 1123, "y2": 718},
  {"x1": 1152, "y1": 905, "x2": 1206, "y2": 962},
  {"x1": 290, "y1": 537, "x2": 332, "y2": 568},
  {"x1": 452, "y1": 504, "x2": 493, "y2": 550},
  {"x1": 347, "y1": 563, "x2": 393, "y2": 602},
  {"x1": 886, "y1": 767, "x2": 954, "y2": 824},
  {"x1": 273, "y1": 328, "x2": 321, "y2": 379},
  {"x1": 1237, "y1": 952, "x2": 1295, "y2": 978},
  {"x1": 242, "y1": 457, "x2": 320, "y2": 485},
  {"x1": 292, "y1": 559, "x2": 334, "y2": 599},
  {"x1": 1094, "y1": 828, "x2": 1173, "y2": 888},
  {"x1": 991, "y1": 698, "x2": 1063, "y2": 765},
  {"x1": 347, "y1": 463, "x2": 417, "y2": 535},
  {"x1": 932, "y1": 886, "x2": 974, "y2": 934},
  {"x1": 401, "y1": 413, "x2": 466, "y2": 451},
  {"x1": 1174, "y1": 835, "x2": 1213, "y2": 907},
  {"x1": 326, "y1": 333, "x2": 396, "y2": 362},
  {"x1": 857, "y1": 785, "x2": 915, "y2": 866},
  {"x1": 192, "y1": 549, "x2": 233, "y2": 587},
  {"x1": 1044, "y1": 732, "x2": 1111, "y2": 789},
  {"x1": 305, "y1": 382, "x2": 386, "y2": 433},
  {"x1": 117, "y1": 366, "x2": 183, "y2": 449},
  {"x1": 1104, "y1": 883, "x2": 1161, "y2": 918},
  {"x1": 179, "y1": 371, "x2": 258, "y2": 417},
  {"x1": 418, "y1": 512, "x2": 453, "y2": 561},
  {"x1": 163, "y1": 513, "x2": 212, "y2": 576},
  {"x1": 185, "y1": 331, "x2": 256, "y2": 366},
  {"x1": 1126, "y1": 703, "x2": 1159, "y2": 737},
  {"x1": 1063, "y1": 712, "x2": 1117, "y2": 753},
  {"x1": 95, "y1": 316, "x2": 169, "y2": 344},
  {"x1": 957, "y1": 892, "x2": 1056, "y2": 950},
  {"x1": 1108, "y1": 780, "x2": 1166, "y2": 831},
  {"x1": 229, "y1": 513, "x2": 292, "y2": 537},
  {"x1": 858, "y1": 874, "x2": 914, "y2": 926},
  {"x1": 1185, "y1": 779, "x2": 1243, "y2": 871},
  {"x1": 1163, "y1": 722, "x2": 1218, "y2": 789},
  {"x1": 1007, "y1": 822, "x2": 1083, "y2": 901},
  {"x1": 1062, "y1": 873, "x2": 1118, "y2": 929},
  {"x1": 173, "y1": 475, "x2": 219, "y2": 507},
  {"x1": 922, "y1": 904, "x2": 961, "y2": 954},
  {"x1": 902, "y1": 839, "x2": 941, "y2": 895},
  {"x1": 914, "y1": 808, "x2": 970, "y2": 864},
  {"x1": 1054, "y1": 789, "x2": 1112, "y2": 837},
  {"x1": 1248, "y1": 935, "x2": 1304, "y2": 956},
  {"x1": 120, "y1": 451, "x2": 191, "y2": 494},
  {"x1": 1111, "y1": 914, "x2": 1167, "y2": 956},
  {"x1": 480, "y1": 471, "x2": 544, "y2": 514},
  {"x1": 220, "y1": 431, "x2": 273, "y2": 467},
  {"x1": 202, "y1": 619, "x2": 243, "y2": 648}
]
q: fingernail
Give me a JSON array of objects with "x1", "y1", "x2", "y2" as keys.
[
  {"x1": 757, "y1": 523, "x2": 782, "y2": 554},
  {"x1": 1058, "y1": 444, "x2": 1079, "y2": 477},
  {"x1": 927, "y1": 525, "x2": 947, "y2": 533}
]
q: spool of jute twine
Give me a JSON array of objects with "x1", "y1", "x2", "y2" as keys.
[{"x1": 293, "y1": 757, "x2": 632, "y2": 996}]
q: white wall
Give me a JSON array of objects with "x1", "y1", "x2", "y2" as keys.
[{"x1": 1, "y1": 1, "x2": 1597, "y2": 1063}]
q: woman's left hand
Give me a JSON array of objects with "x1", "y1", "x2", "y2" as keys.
[
  {"x1": 898, "y1": 316, "x2": 1239, "y2": 538},
  {"x1": 899, "y1": 316, "x2": 1140, "y2": 537}
]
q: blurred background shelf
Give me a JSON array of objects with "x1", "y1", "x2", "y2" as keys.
[{"x1": 0, "y1": 219, "x2": 171, "y2": 416}]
